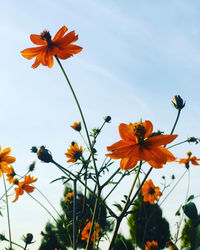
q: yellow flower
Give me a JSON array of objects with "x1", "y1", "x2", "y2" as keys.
[
  {"x1": 145, "y1": 240, "x2": 158, "y2": 250},
  {"x1": 81, "y1": 220, "x2": 100, "y2": 242},
  {"x1": 71, "y1": 121, "x2": 81, "y2": 132},
  {"x1": 0, "y1": 147, "x2": 16, "y2": 177},
  {"x1": 65, "y1": 142, "x2": 82, "y2": 163}
]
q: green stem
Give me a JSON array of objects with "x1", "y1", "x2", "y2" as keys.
[
  {"x1": 73, "y1": 180, "x2": 77, "y2": 250},
  {"x1": 170, "y1": 109, "x2": 181, "y2": 135},
  {"x1": 2, "y1": 173, "x2": 12, "y2": 249},
  {"x1": 55, "y1": 56, "x2": 100, "y2": 189},
  {"x1": 52, "y1": 160, "x2": 117, "y2": 218},
  {"x1": 27, "y1": 193, "x2": 57, "y2": 223},
  {"x1": 4, "y1": 238, "x2": 24, "y2": 249},
  {"x1": 167, "y1": 140, "x2": 188, "y2": 149},
  {"x1": 101, "y1": 168, "x2": 120, "y2": 189},
  {"x1": 160, "y1": 169, "x2": 187, "y2": 206},
  {"x1": 108, "y1": 162, "x2": 142, "y2": 250},
  {"x1": 33, "y1": 186, "x2": 62, "y2": 221},
  {"x1": 175, "y1": 169, "x2": 190, "y2": 243}
]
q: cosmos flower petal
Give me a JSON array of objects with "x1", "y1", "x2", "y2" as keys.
[
  {"x1": 30, "y1": 34, "x2": 46, "y2": 45},
  {"x1": 53, "y1": 25, "x2": 68, "y2": 41},
  {"x1": 21, "y1": 47, "x2": 44, "y2": 59},
  {"x1": 119, "y1": 123, "x2": 135, "y2": 141},
  {"x1": 147, "y1": 134, "x2": 178, "y2": 146},
  {"x1": 143, "y1": 120, "x2": 153, "y2": 138}
]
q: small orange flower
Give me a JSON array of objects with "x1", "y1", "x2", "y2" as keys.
[
  {"x1": 12, "y1": 175, "x2": 37, "y2": 202},
  {"x1": 106, "y1": 120, "x2": 177, "y2": 170},
  {"x1": 71, "y1": 121, "x2": 81, "y2": 132},
  {"x1": 0, "y1": 147, "x2": 16, "y2": 177},
  {"x1": 21, "y1": 26, "x2": 82, "y2": 69},
  {"x1": 145, "y1": 240, "x2": 158, "y2": 250},
  {"x1": 64, "y1": 191, "x2": 74, "y2": 204},
  {"x1": 177, "y1": 151, "x2": 200, "y2": 167},
  {"x1": 142, "y1": 179, "x2": 162, "y2": 204},
  {"x1": 65, "y1": 142, "x2": 83, "y2": 163},
  {"x1": 166, "y1": 241, "x2": 179, "y2": 250},
  {"x1": 6, "y1": 165, "x2": 16, "y2": 184},
  {"x1": 81, "y1": 220, "x2": 100, "y2": 242}
]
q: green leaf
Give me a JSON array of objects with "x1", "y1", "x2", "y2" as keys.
[
  {"x1": 187, "y1": 195, "x2": 195, "y2": 202},
  {"x1": 113, "y1": 203, "x2": 123, "y2": 212}
]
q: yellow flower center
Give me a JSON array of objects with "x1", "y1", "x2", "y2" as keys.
[
  {"x1": 131, "y1": 123, "x2": 146, "y2": 144},
  {"x1": 40, "y1": 30, "x2": 52, "y2": 45}
]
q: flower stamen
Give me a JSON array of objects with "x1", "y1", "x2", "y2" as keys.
[
  {"x1": 40, "y1": 30, "x2": 52, "y2": 45},
  {"x1": 132, "y1": 123, "x2": 146, "y2": 144}
]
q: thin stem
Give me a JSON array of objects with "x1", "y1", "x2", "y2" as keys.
[
  {"x1": 101, "y1": 168, "x2": 120, "y2": 189},
  {"x1": 73, "y1": 180, "x2": 77, "y2": 250},
  {"x1": 85, "y1": 191, "x2": 100, "y2": 250},
  {"x1": 52, "y1": 160, "x2": 117, "y2": 218},
  {"x1": 160, "y1": 169, "x2": 187, "y2": 206},
  {"x1": 167, "y1": 140, "x2": 188, "y2": 149},
  {"x1": 4, "y1": 238, "x2": 24, "y2": 249},
  {"x1": 55, "y1": 56, "x2": 100, "y2": 189},
  {"x1": 33, "y1": 186, "x2": 62, "y2": 220},
  {"x1": 108, "y1": 162, "x2": 142, "y2": 250},
  {"x1": 175, "y1": 169, "x2": 190, "y2": 243},
  {"x1": 27, "y1": 193, "x2": 57, "y2": 223},
  {"x1": 170, "y1": 109, "x2": 181, "y2": 135},
  {"x1": 2, "y1": 173, "x2": 12, "y2": 249}
]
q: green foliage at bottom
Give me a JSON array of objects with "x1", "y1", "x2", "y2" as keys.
[
  {"x1": 128, "y1": 192, "x2": 170, "y2": 249},
  {"x1": 39, "y1": 185, "x2": 113, "y2": 250},
  {"x1": 112, "y1": 233, "x2": 135, "y2": 250}
]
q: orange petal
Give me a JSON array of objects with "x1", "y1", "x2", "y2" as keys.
[
  {"x1": 53, "y1": 26, "x2": 68, "y2": 41},
  {"x1": 0, "y1": 147, "x2": 11, "y2": 158},
  {"x1": 120, "y1": 157, "x2": 137, "y2": 170},
  {"x1": 107, "y1": 140, "x2": 133, "y2": 152},
  {"x1": 24, "y1": 185, "x2": 34, "y2": 193},
  {"x1": 119, "y1": 123, "x2": 135, "y2": 141},
  {"x1": 3, "y1": 156, "x2": 16, "y2": 164},
  {"x1": 62, "y1": 44, "x2": 83, "y2": 54},
  {"x1": 143, "y1": 120, "x2": 153, "y2": 138},
  {"x1": 146, "y1": 134, "x2": 178, "y2": 146},
  {"x1": 32, "y1": 55, "x2": 41, "y2": 69},
  {"x1": 56, "y1": 31, "x2": 77, "y2": 47},
  {"x1": 30, "y1": 34, "x2": 46, "y2": 45},
  {"x1": 21, "y1": 47, "x2": 44, "y2": 59},
  {"x1": 56, "y1": 51, "x2": 73, "y2": 60}
]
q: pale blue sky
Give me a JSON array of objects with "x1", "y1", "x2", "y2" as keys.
[{"x1": 0, "y1": 1, "x2": 200, "y2": 249}]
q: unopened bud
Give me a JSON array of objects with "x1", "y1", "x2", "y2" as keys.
[
  {"x1": 172, "y1": 95, "x2": 186, "y2": 110},
  {"x1": 37, "y1": 146, "x2": 53, "y2": 163},
  {"x1": 104, "y1": 116, "x2": 111, "y2": 123},
  {"x1": 31, "y1": 146, "x2": 38, "y2": 153}
]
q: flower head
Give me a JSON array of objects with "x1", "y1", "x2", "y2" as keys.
[
  {"x1": 142, "y1": 179, "x2": 162, "y2": 204},
  {"x1": 177, "y1": 152, "x2": 200, "y2": 168},
  {"x1": 0, "y1": 147, "x2": 16, "y2": 177},
  {"x1": 145, "y1": 240, "x2": 158, "y2": 250},
  {"x1": 81, "y1": 220, "x2": 100, "y2": 242},
  {"x1": 64, "y1": 191, "x2": 74, "y2": 204},
  {"x1": 21, "y1": 26, "x2": 82, "y2": 69},
  {"x1": 37, "y1": 146, "x2": 53, "y2": 163},
  {"x1": 106, "y1": 120, "x2": 177, "y2": 170},
  {"x1": 71, "y1": 121, "x2": 81, "y2": 132},
  {"x1": 12, "y1": 175, "x2": 37, "y2": 202},
  {"x1": 6, "y1": 165, "x2": 16, "y2": 184},
  {"x1": 65, "y1": 142, "x2": 83, "y2": 163},
  {"x1": 172, "y1": 95, "x2": 185, "y2": 110}
]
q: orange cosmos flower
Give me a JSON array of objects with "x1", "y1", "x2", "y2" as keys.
[
  {"x1": 65, "y1": 142, "x2": 83, "y2": 163},
  {"x1": 6, "y1": 165, "x2": 16, "y2": 184},
  {"x1": 106, "y1": 120, "x2": 177, "y2": 170},
  {"x1": 145, "y1": 240, "x2": 158, "y2": 250},
  {"x1": 64, "y1": 191, "x2": 74, "y2": 204},
  {"x1": 81, "y1": 220, "x2": 101, "y2": 242},
  {"x1": 166, "y1": 241, "x2": 179, "y2": 250},
  {"x1": 142, "y1": 179, "x2": 162, "y2": 204},
  {"x1": 177, "y1": 151, "x2": 200, "y2": 167},
  {"x1": 0, "y1": 147, "x2": 16, "y2": 177},
  {"x1": 21, "y1": 25, "x2": 82, "y2": 69},
  {"x1": 12, "y1": 175, "x2": 37, "y2": 202},
  {"x1": 71, "y1": 121, "x2": 81, "y2": 132}
]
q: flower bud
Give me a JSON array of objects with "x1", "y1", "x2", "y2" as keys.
[
  {"x1": 104, "y1": 116, "x2": 111, "y2": 123},
  {"x1": 28, "y1": 162, "x2": 36, "y2": 172},
  {"x1": 37, "y1": 146, "x2": 53, "y2": 163},
  {"x1": 24, "y1": 233, "x2": 33, "y2": 244},
  {"x1": 172, "y1": 95, "x2": 186, "y2": 110},
  {"x1": 30, "y1": 146, "x2": 38, "y2": 153}
]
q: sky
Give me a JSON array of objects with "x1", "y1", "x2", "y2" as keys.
[{"x1": 0, "y1": 0, "x2": 200, "y2": 249}]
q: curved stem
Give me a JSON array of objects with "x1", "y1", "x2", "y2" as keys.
[
  {"x1": 2, "y1": 173, "x2": 12, "y2": 249},
  {"x1": 170, "y1": 109, "x2": 181, "y2": 135},
  {"x1": 27, "y1": 193, "x2": 57, "y2": 223},
  {"x1": 167, "y1": 140, "x2": 188, "y2": 149},
  {"x1": 160, "y1": 169, "x2": 187, "y2": 206},
  {"x1": 55, "y1": 56, "x2": 100, "y2": 189}
]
